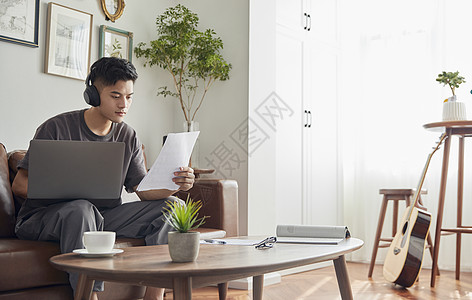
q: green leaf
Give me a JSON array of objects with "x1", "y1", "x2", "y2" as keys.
[
  {"x1": 436, "y1": 70, "x2": 466, "y2": 97},
  {"x1": 162, "y1": 195, "x2": 208, "y2": 233}
]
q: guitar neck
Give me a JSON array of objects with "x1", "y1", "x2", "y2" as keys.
[
  {"x1": 408, "y1": 154, "x2": 432, "y2": 216},
  {"x1": 407, "y1": 133, "x2": 447, "y2": 218}
]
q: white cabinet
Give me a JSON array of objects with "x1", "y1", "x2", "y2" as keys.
[
  {"x1": 275, "y1": 0, "x2": 340, "y2": 226},
  {"x1": 304, "y1": 42, "x2": 340, "y2": 225},
  {"x1": 274, "y1": 25, "x2": 304, "y2": 225},
  {"x1": 275, "y1": 0, "x2": 305, "y2": 31}
]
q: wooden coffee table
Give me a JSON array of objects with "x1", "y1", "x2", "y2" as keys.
[{"x1": 50, "y1": 237, "x2": 363, "y2": 300}]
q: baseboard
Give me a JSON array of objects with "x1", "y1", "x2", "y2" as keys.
[
  {"x1": 277, "y1": 261, "x2": 332, "y2": 276},
  {"x1": 227, "y1": 272, "x2": 282, "y2": 290},
  {"x1": 226, "y1": 261, "x2": 331, "y2": 290}
]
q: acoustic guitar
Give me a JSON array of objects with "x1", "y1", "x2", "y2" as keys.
[{"x1": 383, "y1": 133, "x2": 447, "y2": 287}]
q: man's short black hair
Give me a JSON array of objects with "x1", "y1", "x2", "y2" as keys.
[{"x1": 89, "y1": 57, "x2": 138, "y2": 86}]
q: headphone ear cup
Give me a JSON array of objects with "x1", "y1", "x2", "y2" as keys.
[{"x1": 83, "y1": 83, "x2": 100, "y2": 107}]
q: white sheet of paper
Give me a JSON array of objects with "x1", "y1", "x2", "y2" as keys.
[
  {"x1": 200, "y1": 239, "x2": 262, "y2": 246},
  {"x1": 137, "y1": 131, "x2": 200, "y2": 191}
]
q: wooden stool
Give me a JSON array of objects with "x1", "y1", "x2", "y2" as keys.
[{"x1": 368, "y1": 188, "x2": 434, "y2": 278}]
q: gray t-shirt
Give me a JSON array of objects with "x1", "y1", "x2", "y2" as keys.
[{"x1": 18, "y1": 109, "x2": 147, "y2": 209}]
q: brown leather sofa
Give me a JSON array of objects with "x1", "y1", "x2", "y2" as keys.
[{"x1": 0, "y1": 143, "x2": 238, "y2": 299}]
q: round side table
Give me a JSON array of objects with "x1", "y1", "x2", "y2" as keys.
[{"x1": 423, "y1": 121, "x2": 472, "y2": 287}]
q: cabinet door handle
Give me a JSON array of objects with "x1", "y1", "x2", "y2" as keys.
[
  {"x1": 307, "y1": 14, "x2": 312, "y2": 31},
  {"x1": 304, "y1": 110, "x2": 308, "y2": 127},
  {"x1": 308, "y1": 111, "x2": 312, "y2": 128},
  {"x1": 304, "y1": 13, "x2": 308, "y2": 30}
]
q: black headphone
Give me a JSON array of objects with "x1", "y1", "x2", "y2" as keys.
[{"x1": 83, "y1": 72, "x2": 100, "y2": 107}]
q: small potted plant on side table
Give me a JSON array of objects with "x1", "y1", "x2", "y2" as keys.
[
  {"x1": 436, "y1": 71, "x2": 467, "y2": 121},
  {"x1": 163, "y1": 196, "x2": 207, "y2": 262}
]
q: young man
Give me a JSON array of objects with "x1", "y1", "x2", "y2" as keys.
[{"x1": 12, "y1": 57, "x2": 194, "y2": 300}]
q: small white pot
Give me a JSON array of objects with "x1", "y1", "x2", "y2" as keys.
[
  {"x1": 442, "y1": 101, "x2": 467, "y2": 121},
  {"x1": 168, "y1": 231, "x2": 200, "y2": 263}
]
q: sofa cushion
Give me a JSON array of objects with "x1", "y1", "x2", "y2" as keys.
[
  {"x1": 6, "y1": 150, "x2": 26, "y2": 184},
  {"x1": 196, "y1": 228, "x2": 226, "y2": 239},
  {"x1": 0, "y1": 144, "x2": 16, "y2": 238},
  {"x1": 0, "y1": 237, "x2": 146, "y2": 293},
  {"x1": 7, "y1": 150, "x2": 27, "y2": 214},
  {"x1": 0, "y1": 285, "x2": 73, "y2": 300},
  {"x1": 0, "y1": 239, "x2": 68, "y2": 292},
  {"x1": 113, "y1": 237, "x2": 146, "y2": 248}
]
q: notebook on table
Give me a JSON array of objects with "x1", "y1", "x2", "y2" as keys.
[{"x1": 27, "y1": 140, "x2": 125, "y2": 205}]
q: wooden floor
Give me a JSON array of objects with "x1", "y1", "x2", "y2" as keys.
[{"x1": 164, "y1": 262, "x2": 472, "y2": 299}]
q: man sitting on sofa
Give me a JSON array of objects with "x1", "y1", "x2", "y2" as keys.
[{"x1": 11, "y1": 57, "x2": 195, "y2": 300}]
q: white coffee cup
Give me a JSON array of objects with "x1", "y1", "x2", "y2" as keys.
[{"x1": 83, "y1": 231, "x2": 116, "y2": 253}]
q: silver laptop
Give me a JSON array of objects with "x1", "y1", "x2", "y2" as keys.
[{"x1": 27, "y1": 140, "x2": 125, "y2": 202}]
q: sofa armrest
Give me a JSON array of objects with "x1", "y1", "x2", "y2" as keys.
[
  {"x1": 0, "y1": 144, "x2": 16, "y2": 238},
  {"x1": 176, "y1": 179, "x2": 239, "y2": 237},
  {"x1": 6, "y1": 150, "x2": 27, "y2": 215}
]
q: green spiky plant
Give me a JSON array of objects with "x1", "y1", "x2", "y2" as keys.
[
  {"x1": 163, "y1": 195, "x2": 207, "y2": 233},
  {"x1": 134, "y1": 4, "x2": 232, "y2": 131},
  {"x1": 436, "y1": 71, "x2": 466, "y2": 97}
]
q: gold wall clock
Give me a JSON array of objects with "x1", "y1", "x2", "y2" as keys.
[{"x1": 101, "y1": 0, "x2": 125, "y2": 22}]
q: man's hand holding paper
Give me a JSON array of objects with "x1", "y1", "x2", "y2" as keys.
[
  {"x1": 172, "y1": 166, "x2": 195, "y2": 191},
  {"x1": 136, "y1": 132, "x2": 200, "y2": 197}
]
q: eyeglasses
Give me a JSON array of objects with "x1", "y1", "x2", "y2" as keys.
[{"x1": 255, "y1": 236, "x2": 277, "y2": 250}]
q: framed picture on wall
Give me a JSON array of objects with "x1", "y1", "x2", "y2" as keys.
[
  {"x1": 0, "y1": 0, "x2": 40, "y2": 47},
  {"x1": 99, "y1": 25, "x2": 133, "y2": 62},
  {"x1": 45, "y1": 2, "x2": 93, "y2": 80},
  {"x1": 100, "y1": 0, "x2": 125, "y2": 22}
]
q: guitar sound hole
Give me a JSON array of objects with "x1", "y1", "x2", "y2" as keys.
[{"x1": 401, "y1": 221, "x2": 409, "y2": 235}]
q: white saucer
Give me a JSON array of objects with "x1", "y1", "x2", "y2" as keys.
[{"x1": 73, "y1": 248, "x2": 123, "y2": 258}]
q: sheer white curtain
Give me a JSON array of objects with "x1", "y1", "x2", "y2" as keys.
[{"x1": 339, "y1": 0, "x2": 472, "y2": 271}]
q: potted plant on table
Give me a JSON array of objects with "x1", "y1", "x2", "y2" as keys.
[
  {"x1": 163, "y1": 196, "x2": 208, "y2": 262},
  {"x1": 436, "y1": 71, "x2": 467, "y2": 121},
  {"x1": 134, "y1": 4, "x2": 232, "y2": 132}
]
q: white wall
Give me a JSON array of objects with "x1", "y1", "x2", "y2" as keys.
[
  {"x1": 0, "y1": 0, "x2": 249, "y2": 233},
  {"x1": 176, "y1": 0, "x2": 250, "y2": 235},
  {"x1": 0, "y1": 0, "x2": 174, "y2": 152}
]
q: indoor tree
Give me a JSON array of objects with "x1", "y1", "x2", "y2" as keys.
[
  {"x1": 134, "y1": 4, "x2": 232, "y2": 131},
  {"x1": 436, "y1": 71, "x2": 466, "y2": 98}
]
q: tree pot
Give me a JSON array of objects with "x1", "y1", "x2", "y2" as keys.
[
  {"x1": 168, "y1": 231, "x2": 200, "y2": 262},
  {"x1": 183, "y1": 121, "x2": 200, "y2": 168}
]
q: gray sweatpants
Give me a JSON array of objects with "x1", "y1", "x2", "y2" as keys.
[{"x1": 15, "y1": 198, "x2": 175, "y2": 292}]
